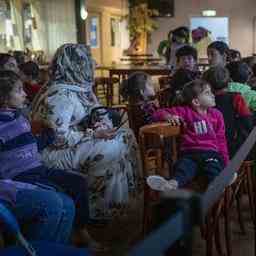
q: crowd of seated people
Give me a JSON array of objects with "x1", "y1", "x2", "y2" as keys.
[
  {"x1": 0, "y1": 45, "x2": 143, "y2": 253},
  {"x1": 0, "y1": 32, "x2": 256, "y2": 254}
]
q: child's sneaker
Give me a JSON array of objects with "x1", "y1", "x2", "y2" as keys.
[{"x1": 146, "y1": 175, "x2": 178, "y2": 192}]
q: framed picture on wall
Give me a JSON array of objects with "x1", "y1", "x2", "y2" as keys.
[{"x1": 89, "y1": 16, "x2": 99, "y2": 48}]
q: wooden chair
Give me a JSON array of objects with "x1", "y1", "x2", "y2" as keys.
[
  {"x1": 202, "y1": 160, "x2": 254, "y2": 256},
  {"x1": 138, "y1": 123, "x2": 181, "y2": 235},
  {"x1": 94, "y1": 77, "x2": 120, "y2": 106},
  {"x1": 127, "y1": 104, "x2": 147, "y2": 141}
]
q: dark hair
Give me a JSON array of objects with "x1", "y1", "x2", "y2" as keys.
[
  {"x1": 207, "y1": 41, "x2": 229, "y2": 56},
  {"x1": 181, "y1": 79, "x2": 209, "y2": 105},
  {"x1": 170, "y1": 68, "x2": 199, "y2": 92},
  {"x1": 176, "y1": 45, "x2": 198, "y2": 61},
  {"x1": 0, "y1": 53, "x2": 13, "y2": 67},
  {"x1": 228, "y1": 49, "x2": 241, "y2": 62},
  {"x1": 171, "y1": 26, "x2": 190, "y2": 43},
  {"x1": 120, "y1": 72, "x2": 150, "y2": 102},
  {"x1": 226, "y1": 61, "x2": 251, "y2": 83},
  {"x1": 252, "y1": 63, "x2": 256, "y2": 77},
  {"x1": 203, "y1": 66, "x2": 230, "y2": 91},
  {"x1": 13, "y1": 51, "x2": 26, "y2": 65},
  {"x1": 0, "y1": 70, "x2": 21, "y2": 107},
  {"x1": 19, "y1": 61, "x2": 39, "y2": 80}
]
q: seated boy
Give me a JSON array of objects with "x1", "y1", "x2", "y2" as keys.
[
  {"x1": 203, "y1": 66, "x2": 253, "y2": 158},
  {"x1": 226, "y1": 61, "x2": 256, "y2": 112},
  {"x1": 168, "y1": 45, "x2": 201, "y2": 104}
]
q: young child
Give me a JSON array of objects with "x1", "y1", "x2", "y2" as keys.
[
  {"x1": 207, "y1": 41, "x2": 229, "y2": 67},
  {"x1": 227, "y1": 61, "x2": 256, "y2": 112},
  {"x1": 0, "y1": 70, "x2": 103, "y2": 250},
  {"x1": 19, "y1": 61, "x2": 41, "y2": 102},
  {"x1": 149, "y1": 79, "x2": 229, "y2": 190},
  {"x1": 203, "y1": 66, "x2": 253, "y2": 157},
  {"x1": 168, "y1": 45, "x2": 201, "y2": 103},
  {"x1": 228, "y1": 49, "x2": 242, "y2": 62},
  {"x1": 120, "y1": 71, "x2": 158, "y2": 127}
]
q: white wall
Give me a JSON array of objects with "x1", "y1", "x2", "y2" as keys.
[{"x1": 148, "y1": 0, "x2": 256, "y2": 57}]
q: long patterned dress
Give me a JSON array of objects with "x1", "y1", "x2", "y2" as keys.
[{"x1": 32, "y1": 85, "x2": 143, "y2": 221}]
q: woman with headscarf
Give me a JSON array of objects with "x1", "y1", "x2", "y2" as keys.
[{"x1": 31, "y1": 44, "x2": 143, "y2": 226}]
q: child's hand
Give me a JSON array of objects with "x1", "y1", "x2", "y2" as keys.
[{"x1": 165, "y1": 115, "x2": 182, "y2": 126}]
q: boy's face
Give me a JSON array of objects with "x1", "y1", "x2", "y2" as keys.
[
  {"x1": 207, "y1": 48, "x2": 225, "y2": 67},
  {"x1": 8, "y1": 80, "x2": 27, "y2": 108},
  {"x1": 196, "y1": 84, "x2": 216, "y2": 108},
  {"x1": 177, "y1": 55, "x2": 196, "y2": 71}
]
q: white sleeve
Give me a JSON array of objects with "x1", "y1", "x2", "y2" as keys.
[{"x1": 47, "y1": 91, "x2": 91, "y2": 147}]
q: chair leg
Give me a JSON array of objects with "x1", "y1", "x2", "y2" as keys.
[
  {"x1": 215, "y1": 219, "x2": 225, "y2": 256},
  {"x1": 224, "y1": 188, "x2": 232, "y2": 256},
  {"x1": 246, "y1": 169, "x2": 255, "y2": 224},
  {"x1": 235, "y1": 191, "x2": 246, "y2": 234},
  {"x1": 204, "y1": 213, "x2": 214, "y2": 256}
]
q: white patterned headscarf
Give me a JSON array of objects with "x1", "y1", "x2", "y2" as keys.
[
  {"x1": 31, "y1": 44, "x2": 98, "y2": 121},
  {"x1": 50, "y1": 43, "x2": 94, "y2": 93}
]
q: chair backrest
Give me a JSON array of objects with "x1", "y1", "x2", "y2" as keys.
[
  {"x1": 139, "y1": 122, "x2": 181, "y2": 177},
  {"x1": 127, "y1": 104, "x2": 147, "y2": 140}
]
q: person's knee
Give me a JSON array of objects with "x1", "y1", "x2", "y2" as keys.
[{"x1": 58, "y1": 193, "x2": 75, "y2": 221}]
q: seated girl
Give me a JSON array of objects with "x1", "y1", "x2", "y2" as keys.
[
  {"x1": 149, "y1": 79, "x2": 229, "y2": 191},
  {"x1": 120, "y1": 71, "x2": 158, "y2": 125},
  {"x1": 0, "y1": 70, "x2": 102, "y2": 251}
]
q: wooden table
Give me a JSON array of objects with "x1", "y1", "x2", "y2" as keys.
[
  {"x1": 120, "y1": 57, "x2": 162, "y2": 64},
  {"x1": 96, "y1": 64, "x2": 172, "y2": 105}
]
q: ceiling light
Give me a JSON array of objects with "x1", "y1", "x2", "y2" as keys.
[{"x1": 202, "y1": 10, "x2": 216, "y2": 17}]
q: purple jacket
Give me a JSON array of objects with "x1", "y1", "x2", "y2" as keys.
[
  {"x1": 0, "y1": 109, "x2": 42, "y2": 179},
  {"x1": 153, "y1": 106, "x2": 229, "y2": 165}
]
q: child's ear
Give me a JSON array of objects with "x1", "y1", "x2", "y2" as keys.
[{"x1": 191, "y1": 98, "x2": 200, "y2": 107}]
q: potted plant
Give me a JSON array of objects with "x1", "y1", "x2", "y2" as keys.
[{"x1": 125, "y1": 1, "x2": 158, "y2": 55}]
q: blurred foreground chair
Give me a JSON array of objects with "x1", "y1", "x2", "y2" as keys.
[{"x1": 0, "y1": 202, "x2": 90, "y2": 256}]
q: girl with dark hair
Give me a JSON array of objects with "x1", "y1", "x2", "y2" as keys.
[
  {"x1": 0, "y1": 70, "x2": 104, "y2": 251},
  {"x1": 149, "y1": 79, "x2": 229, "y2": 191},
  {"x1": 0, "y1": 70, "x2": 75, "y2": 243}
]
